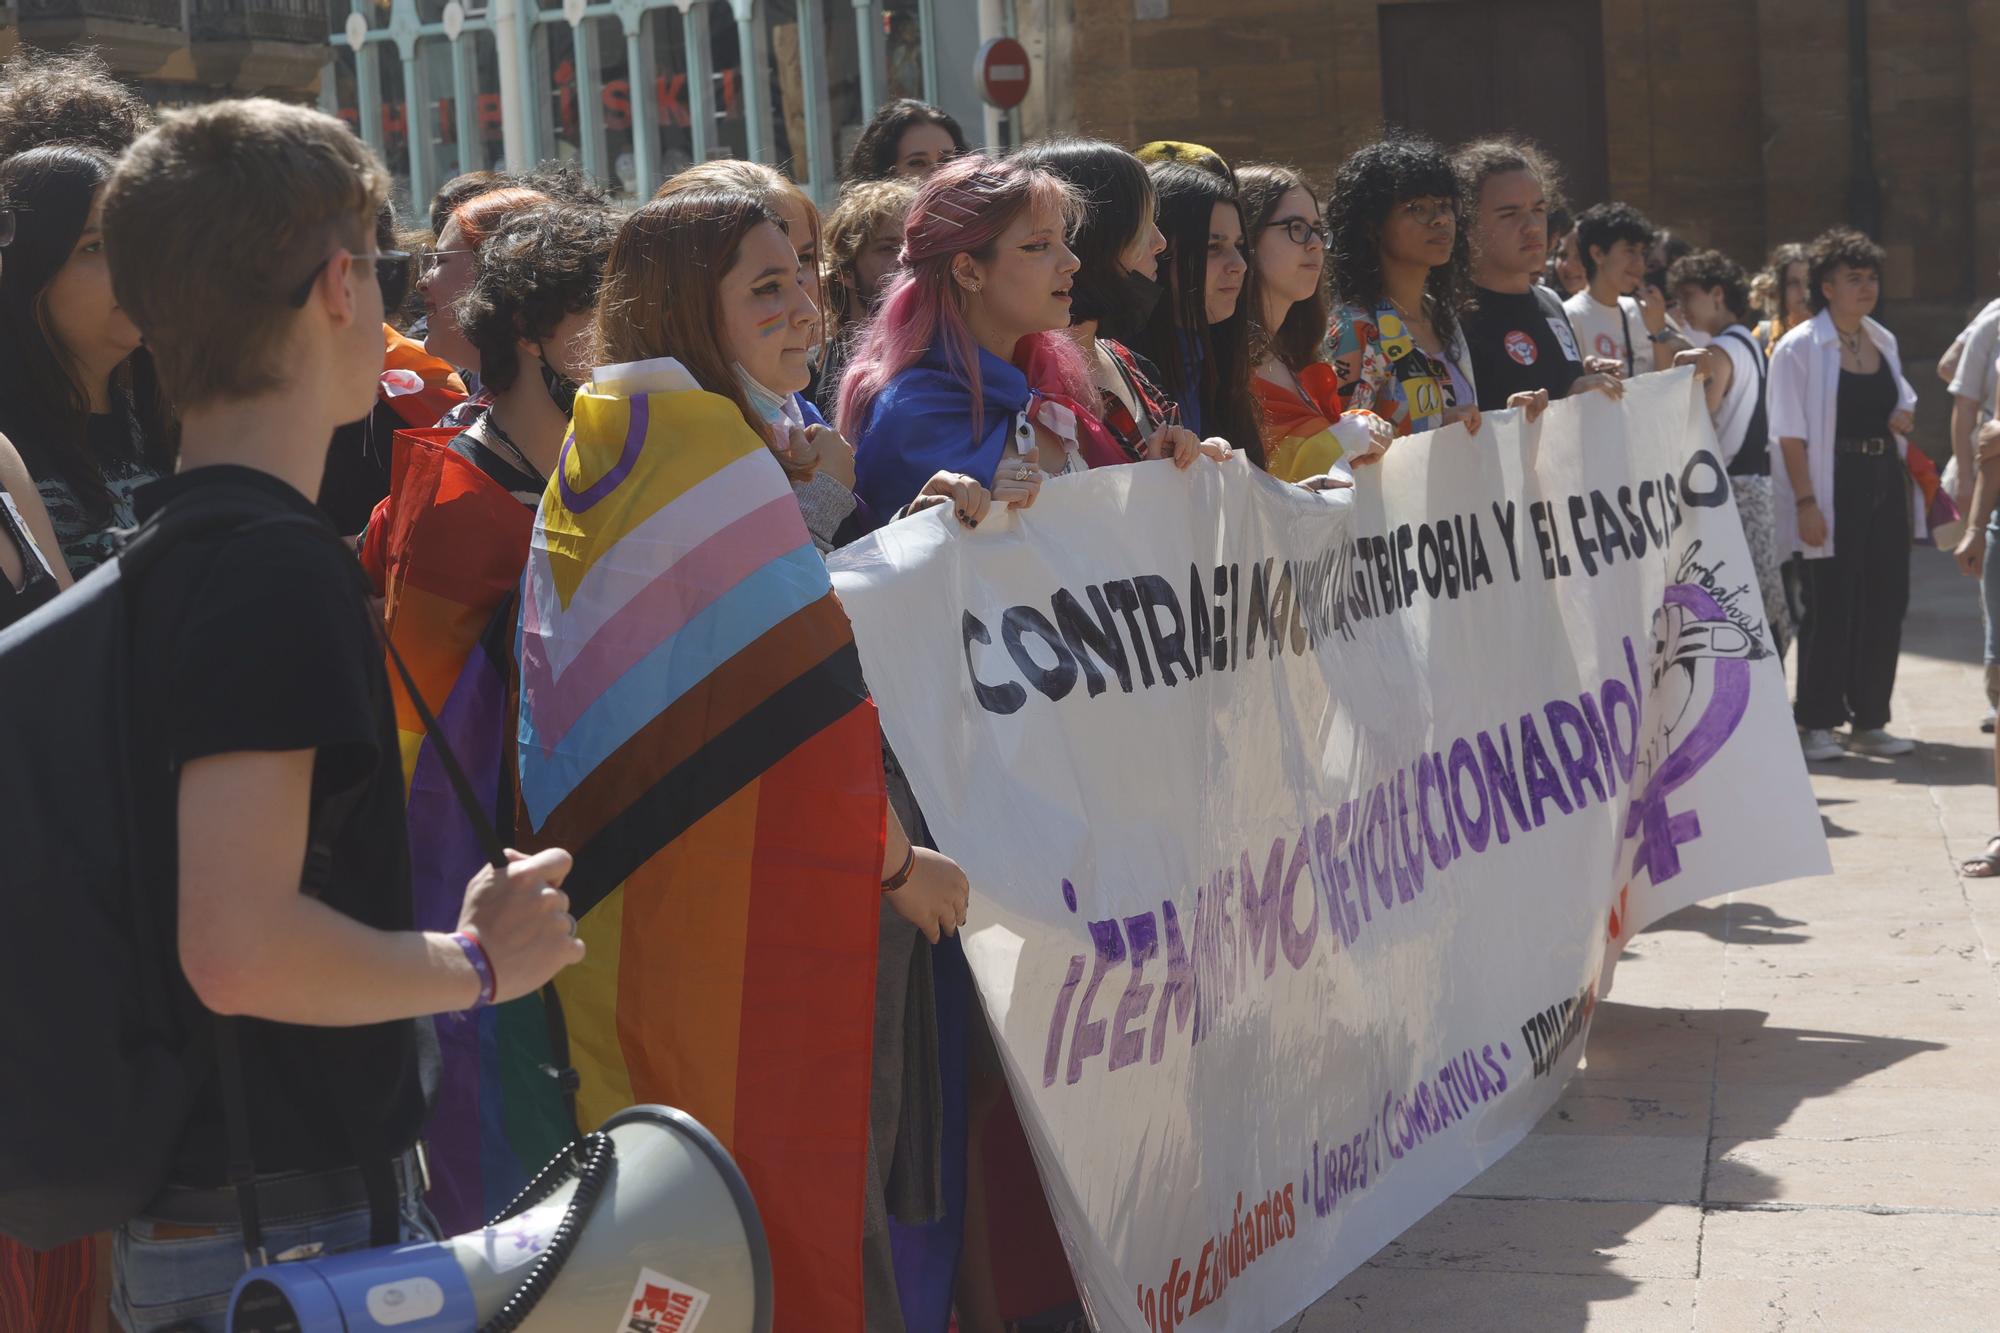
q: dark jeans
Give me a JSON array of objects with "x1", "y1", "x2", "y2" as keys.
[{"x1": 1794, "y1": 451, "x2": 1911, "y2": 731}]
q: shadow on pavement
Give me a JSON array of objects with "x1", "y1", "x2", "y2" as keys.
[
  {"x1": 1639, "y1": 900, "x2": 1809, "y2": 945},
  {"x1": 1293, "y1": 1001, "x2": 1944, "y2": 1333}
]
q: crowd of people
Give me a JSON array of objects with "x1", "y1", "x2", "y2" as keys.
[{"x1": 0, "y1": 43, "x2": 1954, "y2": 1333}]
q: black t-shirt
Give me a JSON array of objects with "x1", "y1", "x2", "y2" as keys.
[
  {"x1": 1463, "y1": 285, "x2": 1586, "y2": 411},
  {"x1": 132, "y1": 465, "x2": 432, "y2": 1186}
]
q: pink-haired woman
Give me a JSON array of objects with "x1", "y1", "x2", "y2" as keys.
[{"x1": 840, "y1": 153, "x2": 1119, "y2": 519}]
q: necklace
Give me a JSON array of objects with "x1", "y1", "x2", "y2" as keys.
[
  {"x1": 1836, "y1": 326, "x2": 1864, "y2": 358},
  {"x1": 473, "y1": 411, "x2": 545, "y2": 482}
]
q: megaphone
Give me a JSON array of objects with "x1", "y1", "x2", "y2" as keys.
[{"x1": 227, "y1": 1105, "x2": 771, "y2": 1332}]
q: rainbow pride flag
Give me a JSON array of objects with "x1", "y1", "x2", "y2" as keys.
[
  {"x1": 361, "y1": 430, "x2": 570, "y2": 1233},
  {"x1": 516, "y1": 359, "x2": 886, "y2": 1332}
]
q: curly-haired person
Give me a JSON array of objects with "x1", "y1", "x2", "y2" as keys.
[
  {"x1": 449, "y1": 201, "x2": 617, "y2": 503},
  {"x1": 0, "y1": 45, "x2": 153, "y2": 159},
  {"x1": 1563, "y1": 200, "x2": 1693, "y2": 376},
  {"x1": 1326, "y1": 133, "x2": 1483, "y2": 439},
  {"x1": 1768, "y1": 227, "x2": 1920, "y2": 763}
]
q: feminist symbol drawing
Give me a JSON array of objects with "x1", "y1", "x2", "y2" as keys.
[{"x1": 1623, "y1": 581, "x2": 1758, "y2": 887}]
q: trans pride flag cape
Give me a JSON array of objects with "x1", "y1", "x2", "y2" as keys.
[
  {"x1": 517, "y1": 359, "x2": 887, "y2": 1331},
  {"x1": 360, "y1": 430, "x2": 570, "y2": 1233}
]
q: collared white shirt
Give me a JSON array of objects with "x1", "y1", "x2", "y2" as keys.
[{"x1": 1766, "y1": 308, "x2": 1918, "y2": 559}]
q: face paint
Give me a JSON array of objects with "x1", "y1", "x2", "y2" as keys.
[{"x1": 753, "y1": 310, "x2": 787, "y2": 338}]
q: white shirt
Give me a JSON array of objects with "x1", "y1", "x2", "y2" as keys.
[
  {"x1": 1708, "y1": 324, "x2": 1763, "y2": 466},
  {"x1": 1563, "y1": 291, "x2": 1654, "y2": 376},
  {"x1": 1947, "y1": 305, "x2": 2000, "y2": 421},
  {"x1": 1766, "y1": 309, "x2": 1919, "y2": 560}
]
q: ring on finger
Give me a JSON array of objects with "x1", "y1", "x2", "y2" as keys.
[{"x1": 561, "y1": 912, "x2": 577, "y2": 938}]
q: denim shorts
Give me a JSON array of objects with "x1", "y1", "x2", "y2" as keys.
[{"x1": 110, "y1": 1159, "x2": 437, "y2": 1333}]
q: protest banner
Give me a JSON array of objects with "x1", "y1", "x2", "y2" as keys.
[{"x1": 828, "y1": 370, "x2": 1828, "y2": 1332}]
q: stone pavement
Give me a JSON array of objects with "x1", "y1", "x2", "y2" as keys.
[{"x1": 1287, "y1": 548, "x2": 2000, "y2": 1333}]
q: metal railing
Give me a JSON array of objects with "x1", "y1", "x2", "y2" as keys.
[
  {"x1": 191, "y1": 0, "x2": 330, "y2": 42},
  {"x1": 18, "y1": 0, "x2": 182, "y2": 26}
]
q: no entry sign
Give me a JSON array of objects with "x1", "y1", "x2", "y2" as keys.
[{"x1": 976, "y1": 37, "x2": 1032, "y2": 109}]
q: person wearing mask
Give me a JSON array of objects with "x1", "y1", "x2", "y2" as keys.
[
  {"x1": 1327, "y1": 134, "x2": 1483, "y2": 439},
  {"x1": 655, "y1": 158, "x2": 882, "y2": 547},
  {"x1": 1237, "y1": 163, "x2": 1391, "y2": 481},
  {"x1": 1770, "y1": 228, "x2": 1920, "y2": 762},
  {"x1": 1013, "y1": 138, "x2": 1222, "y2": 469},
  {"x1": 439, "y1": 202, "x2": 611, "y2": 503},
  {"x1": 818, "y1": 177, "x2": 919, "y2": 415},
  {"x1": 591, "y1": 181, "x2": 976, "y2": 1333},
  {"x1": 1563, "y1": 201, "x2": 1689, "y2": 377},
  {"x1": 1128, "y1": 160, "x2": 1265, "y2": 463},
  {"x1": 1453, "y1": 138, "x2": 1624, "y2": 418},
  {"x1": 845, "y1": 97, "x2": 967, "y2": 182},
  {"x1": 1669, "y1": 249, "x2": 1791, "y2": 656},
  {"x1": 840, "y1": 152, "x2": 1109, "y2": 516},
  {"x1": 1752, "y1": 242, "x2": 1812, "y2": 360},
  {"x1": 0, "y1": 145, "x2": 175, "y2": 577},
  {"x1": 100, "y1": 96, "x2": 582, "y2": 1331}
]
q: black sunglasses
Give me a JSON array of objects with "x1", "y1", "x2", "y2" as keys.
[{"x1": 287, "y1": 249, "x2": 414, "y2": 308}]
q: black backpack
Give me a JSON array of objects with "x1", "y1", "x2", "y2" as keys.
[
  {"x1": 0, "y1": 484, "x2": 576, "y2": 1251},
  {"x1": 0, "y1": 485, "x2": 276, "y2": 1247}
]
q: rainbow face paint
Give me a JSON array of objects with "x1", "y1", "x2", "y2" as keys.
[{"x1": 754, "y1": 310, "x2": 787, "y2": 337}]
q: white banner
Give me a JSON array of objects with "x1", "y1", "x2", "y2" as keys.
[{"x1": 828, "y1": 370, "x2": 1827, "y2": 1333}]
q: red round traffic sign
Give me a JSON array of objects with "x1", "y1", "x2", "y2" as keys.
[{"x1": 976, "y1": 37, "x2": 1032, "y2": 110}]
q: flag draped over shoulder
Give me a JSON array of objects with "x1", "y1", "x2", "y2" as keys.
[
  {"x1": 362, "y1": 429, "x2": 570, "y2": 1234},
  {"x1": 516, "y1": 359, "x2": 886, "y2": 1332}
]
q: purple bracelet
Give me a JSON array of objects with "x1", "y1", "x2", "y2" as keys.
[{"x1": 451, "y1": 930, "x2": 497, "y2": 1009}]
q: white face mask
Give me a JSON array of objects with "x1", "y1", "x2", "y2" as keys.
[{"x1": 733, "y1": 363, "x2": 804, "y2": 432}]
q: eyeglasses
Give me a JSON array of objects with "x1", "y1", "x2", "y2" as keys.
[
  {"x1": 0, "y1": 207, "x2": 14, "y2": 250},
  {"x1": 419, "y1": 247, "x2": 473, "y2": 279},
  {"x1": 1268, "y1": 217, "x2": 1329, "y2": 249},
  {"x1": 286, "y1": 250, "x2": 414, "y2": 308}
]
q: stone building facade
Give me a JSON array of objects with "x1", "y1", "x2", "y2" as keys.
[{"x1": 1014, "y1": 0, "x2": 2000, "y2": 382}]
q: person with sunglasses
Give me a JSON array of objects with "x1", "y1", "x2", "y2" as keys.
[
  {"x1": 0, "y1": 144, "x2": 176, "y2": 576},
  {"x1": 99, "y1": 97, "x2": 585, "y2": 1331},
  {"x1": 1327, "y1": 134, "x2": 1484, "y2": 441},
  {"x1": 313, "y1": 203, "x2": 468, "y2": 535},
  {"x1": 1237, "y1": 163, "x2": 1391, "y2": 482},
  {"x1": 415, "y1": 186, "x2": 552, "y2": 431}
]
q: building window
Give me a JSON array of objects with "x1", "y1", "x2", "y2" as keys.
[
  {"x1": 644, "y1": 6, "x2": 698, "y2": 179},
  {"x1": 884, "y1": 0, "x2": 925, "y2": 103}
]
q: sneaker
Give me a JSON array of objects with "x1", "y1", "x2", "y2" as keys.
[
  {"x1": 1845, "y1": 728, "x2": 1915, "y2": 757},
  {"x1": 1800, "y1": 728, "x2": 1845, "y2": 762}
]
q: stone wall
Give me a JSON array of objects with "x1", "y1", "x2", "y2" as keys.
[{"x1": 1028, "y1": 0, "x2": 1997, "y2": 387}]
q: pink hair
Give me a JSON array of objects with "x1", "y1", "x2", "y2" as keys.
[{"x1": 836, "y1": 153, "x2": 1092, "y2": 440}]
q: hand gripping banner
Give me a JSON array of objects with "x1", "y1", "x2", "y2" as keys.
[{"x1": 828, "y1": 371, "x2": 1827, "y2": 1332}]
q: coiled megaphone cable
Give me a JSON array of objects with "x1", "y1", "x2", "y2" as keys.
[{"x1": 477, "y1": 1131, "x2": 617, "y2": 1333}]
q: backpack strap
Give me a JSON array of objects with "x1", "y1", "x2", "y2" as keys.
[
  {"x1": 134, "y1": 489, "x2": 580, "y2": 1262},
  {"x1": 1717, "y1": 329, "x2": 1771, "y2": 472}
]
